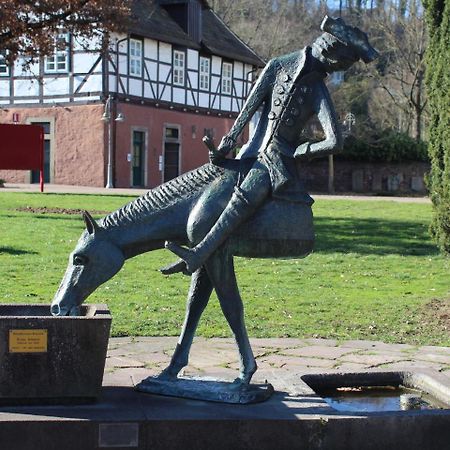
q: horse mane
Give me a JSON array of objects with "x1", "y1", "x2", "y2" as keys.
[{"x1": 100, "y1": 163, "x2": 224, "y2": 229}]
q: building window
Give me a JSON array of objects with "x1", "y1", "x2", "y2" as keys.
[
  {"x1": 45, "y1": 34, "x2": 70, "y2": 73},
  {"x1": 129, "y1": 39, "x2": 143, "y2": 77},
  {"x1": 173, "y1": 50, "x2": 185, "y2": 86},
  {"x1": 199, "y1": 57, "x2": 210, "y2": 91},
  {"x1": 222, "y1": 62, "x2": 232, "y2": 95},
  {"x1": 0, "y1": 50, "x2": 8, "y2": 76},
  {"x1": 164, "y1": 125, "x2": 180, "y2": 182}
]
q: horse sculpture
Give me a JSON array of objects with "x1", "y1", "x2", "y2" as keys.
[{"x1": 51, "y1": 156, "x2": 314, "y2": 389}]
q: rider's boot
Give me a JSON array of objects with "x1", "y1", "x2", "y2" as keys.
[{"x1": 165, "y1": 186, "x2": 256, "y2": 274}]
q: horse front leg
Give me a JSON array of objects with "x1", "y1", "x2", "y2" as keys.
[
  {"x1": 158, "y1": 266, "x2": 213, "y2": 380},
  {"x1": 205, "y1": 248, "x2": 257, "y2": 384}
]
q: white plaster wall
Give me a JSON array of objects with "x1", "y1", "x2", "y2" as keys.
[
  {"x1": 108, "y1": 75, "x2": 117, "y2": 92},
  {"x1": 211, "y1": 56, "x2": 221, "y2": 75},
  {"x1": 13, "y1": 59, "x2": 39, "y2": 77},
  {"x1": 199, "y1": 93, "x2": 209, "y2": 108},
  {"x1": 144, "y1": 82, "x2": 156, "y2": 99},
  {"x1": 173, "y1": 88, "x2": 185, "y2": 104},
  {"x1": 14, "y1": 99, "x2": 39, "y2": 104},
  {"x1": 72, "y1": 33, "x2": 102, "y2": 51},
  {"x1": 129, "y1": 78, "x2": 142, "y2": 97},
  {"x1": 187, "y1": 49, "x2": 198, "y2": 70},
  {"x1": 145, "y1": 39, "x2": 158, "y2": 60},
  {"x1": 232, "y1": 98, "x2": 241, "y2": 112},
  {"x1": 118, "y1": 53, "x2": 128, "y2": 75},
  {"x1": 221, "y1": 96, "x2": 231, "y2": 111},
  {"x1": 235, "y1": 80, "x2": 244, "y2": 98},
  {"x1": 145, "y1": 61, "x2": 157, "y2": 81},
  {"x1": 43, "y1": 78, "x2": 70, "y2": 96},
  {"x1": 0, "y1": 80, "x2": 9, "y2": 96},
  {"x1": 159, "y1": 65, "x2": 171, "y2": 83},
  {"x1": 73, "y1": 52, "x2": 101, "y2": 74},
  {"x1": 211, "y1": 76, "x2": 220, "y2": 93},
  {"x1": 186, "y1": 93, "x2": 196, "y2": 106},
  {"x1": 78, "y1": 74, "x2": 103, "y2": 93},
  {"x1": 159, "y1": 43, "x2": 172, "y2": 64},
  {"x1": 14, "y1": 79, "x2": 40, "y2": 97},
  {"x1": 119, "y1": 76, "x2": 127, "y2": 94},
  {"x1": 187, "y1": 71, "x2": 198, "y2": 89},
  {"x1": 234, "y1": 62, "x2": 243, "y2": 79},
  {"x1": 160, "y1": 88, "x2": 171, "y2": 102},
  {"x1": 211, "y1": 96, "x2": 219, "y2": 110}
]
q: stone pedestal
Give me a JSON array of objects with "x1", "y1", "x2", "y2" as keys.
[{"x1": 0, "y1": 304, "x2": 111, "y2": 404}]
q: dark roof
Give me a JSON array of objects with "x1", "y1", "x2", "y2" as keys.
[
  {"x1": 129, "y1": 1, "x2": 264, "y2": 66},
  {"x1": 201, "y1": 9, "x2": 264, "y2": 67},
  {"x1": 129, "y1": 0, "x2": 200, "y2": 49}
]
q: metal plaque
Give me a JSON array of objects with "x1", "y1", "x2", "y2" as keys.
[{"x1": 9, "y1": 329, "x2": 48, "y2": 353}]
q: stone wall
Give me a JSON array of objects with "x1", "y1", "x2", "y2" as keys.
[{"x1": 298, "y1": 159, "x2": 430, "y2": 194}]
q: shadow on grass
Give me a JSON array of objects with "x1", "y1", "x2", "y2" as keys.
[
  {"x1": 0, "y1": 246, "x2": 38, "y2": 256},
  {"x1": 314, "y1": 216, "x2": 437, "y2": 256}
]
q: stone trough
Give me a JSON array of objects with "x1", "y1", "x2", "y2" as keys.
[
  {"x1": 0, "y1": 304, "x2": 111, "y2": 404},
  {"x1": 302, "y1": 371, "x2": 450, "y2": 412}
]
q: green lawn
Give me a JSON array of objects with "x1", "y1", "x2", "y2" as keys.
[{"x1": 0, "y1": 191, "x2": 449, "y2": 346}]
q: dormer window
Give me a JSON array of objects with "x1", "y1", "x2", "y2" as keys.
[
  {"x1": 222, "y1": 62, "x2": 232, "y2": 95},
  {"x1": 0, "y1": 51, "x2": 8, "y2": 76},
  {"x1": 173, "y1": 50, "x2": 185, "y2": 86},
  {"x1": 45, "y1": 34, "x2": 70, "y2": 73},
  {"x1": 199, "y1": 57, "x2": 210, "y2": 91},
  {"x1": 129, "y1": 39, "x2": 143, "y2": 77}
]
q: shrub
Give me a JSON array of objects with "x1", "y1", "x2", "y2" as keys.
[{"x1": 340, "y1": 130, "x2": 429, "y2": 163}]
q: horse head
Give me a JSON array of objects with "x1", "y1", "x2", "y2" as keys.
[{"x1": 51, "y1": 211, "x2": 125, "y2": 316}]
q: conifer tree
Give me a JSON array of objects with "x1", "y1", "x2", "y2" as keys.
[{"x1": 423, "y1": 0, "x2": 450, "y2": 254}]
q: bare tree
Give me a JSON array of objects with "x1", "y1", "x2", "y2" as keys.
[
  {"x1": 368, "y1": 7, "x2": 428, "y2": 141},
  {"x1": 0, "y1": 0, "x2": 130, "y2": 62}
]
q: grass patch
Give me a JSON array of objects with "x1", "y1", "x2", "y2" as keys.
[{"x1": 0, "y1": 192, "x2": 449, "y2": 345}]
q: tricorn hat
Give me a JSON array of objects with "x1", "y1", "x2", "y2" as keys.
[{"x1": 321, "y1": 15, "x2": 379, "y2": 63}]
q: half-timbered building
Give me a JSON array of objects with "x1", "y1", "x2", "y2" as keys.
[{"x1": 0, "y1": 0, "x2": 264, "y2": 187}]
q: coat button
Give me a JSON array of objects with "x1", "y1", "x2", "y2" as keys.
[
  {"x1": 274, "y1": 98, "x2": 281, "y2": 106},
  {"x1": 282, "y1": 73, "x2": 290, "y2": 82},
  {"x1": 268, "y1": 111, "x2": 277, "y2": 120},
  {"x1": 276, "y1": 85, "x2": 285, "y2": 94}
]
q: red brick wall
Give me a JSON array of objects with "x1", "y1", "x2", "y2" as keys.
[
  {"x1": 114, "y1": 103, "x2": 243, "y2": 188},
  {"x1": 0, "y1": 103, "x2": 246, "y2": 188},
  {"x1": 0, "y1": 105, "x2": 105, "y2": 186}
]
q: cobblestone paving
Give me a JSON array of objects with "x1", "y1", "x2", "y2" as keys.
[{"x1": 104, "y1": 337, "x2": 450, "y2": 392}]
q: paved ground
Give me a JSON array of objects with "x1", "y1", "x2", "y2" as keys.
[
  {"x1": 2, "y1": 182, "x2": 431, "y2": 203},
  {"x1": 104, "y1": 336, "x2": 450, "y2": 393}
]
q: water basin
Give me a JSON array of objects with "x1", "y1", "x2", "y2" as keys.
[
  {"x1": 320, "y1": 385, "x2": 446, "y2": 412},
  {"x1": 302, "y1": 371, "x2": 450, "y2": 413}
]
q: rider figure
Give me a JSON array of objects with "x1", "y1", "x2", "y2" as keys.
[{"x1": 166, "y1": 16, "x2": 378, "y2": 274}]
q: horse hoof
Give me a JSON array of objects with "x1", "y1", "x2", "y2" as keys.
[
  {"x1": 160, "y1": 259, "x2": 189, "y2": 276},
  {"x1": 156, "y1": 369, "x2": 179, "y2": 382}
]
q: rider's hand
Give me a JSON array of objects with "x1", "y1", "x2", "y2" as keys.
[
  {"x1": 294, "y1": 142, "x2": 311, "y2": 160},
  {"x1": 209, "y1": 148, "x2": 226, "y2": 164},
  {"x1": 217, "y1": 134, "x2": 236, "y2": 156}
]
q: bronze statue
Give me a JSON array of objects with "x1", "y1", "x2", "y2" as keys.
[
  {"x1": 51, "y1": 16, "x2": 378, "y2": 403},
  {"x1": 165, "y1": 15, "x2": 378, "y2": 275}
]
